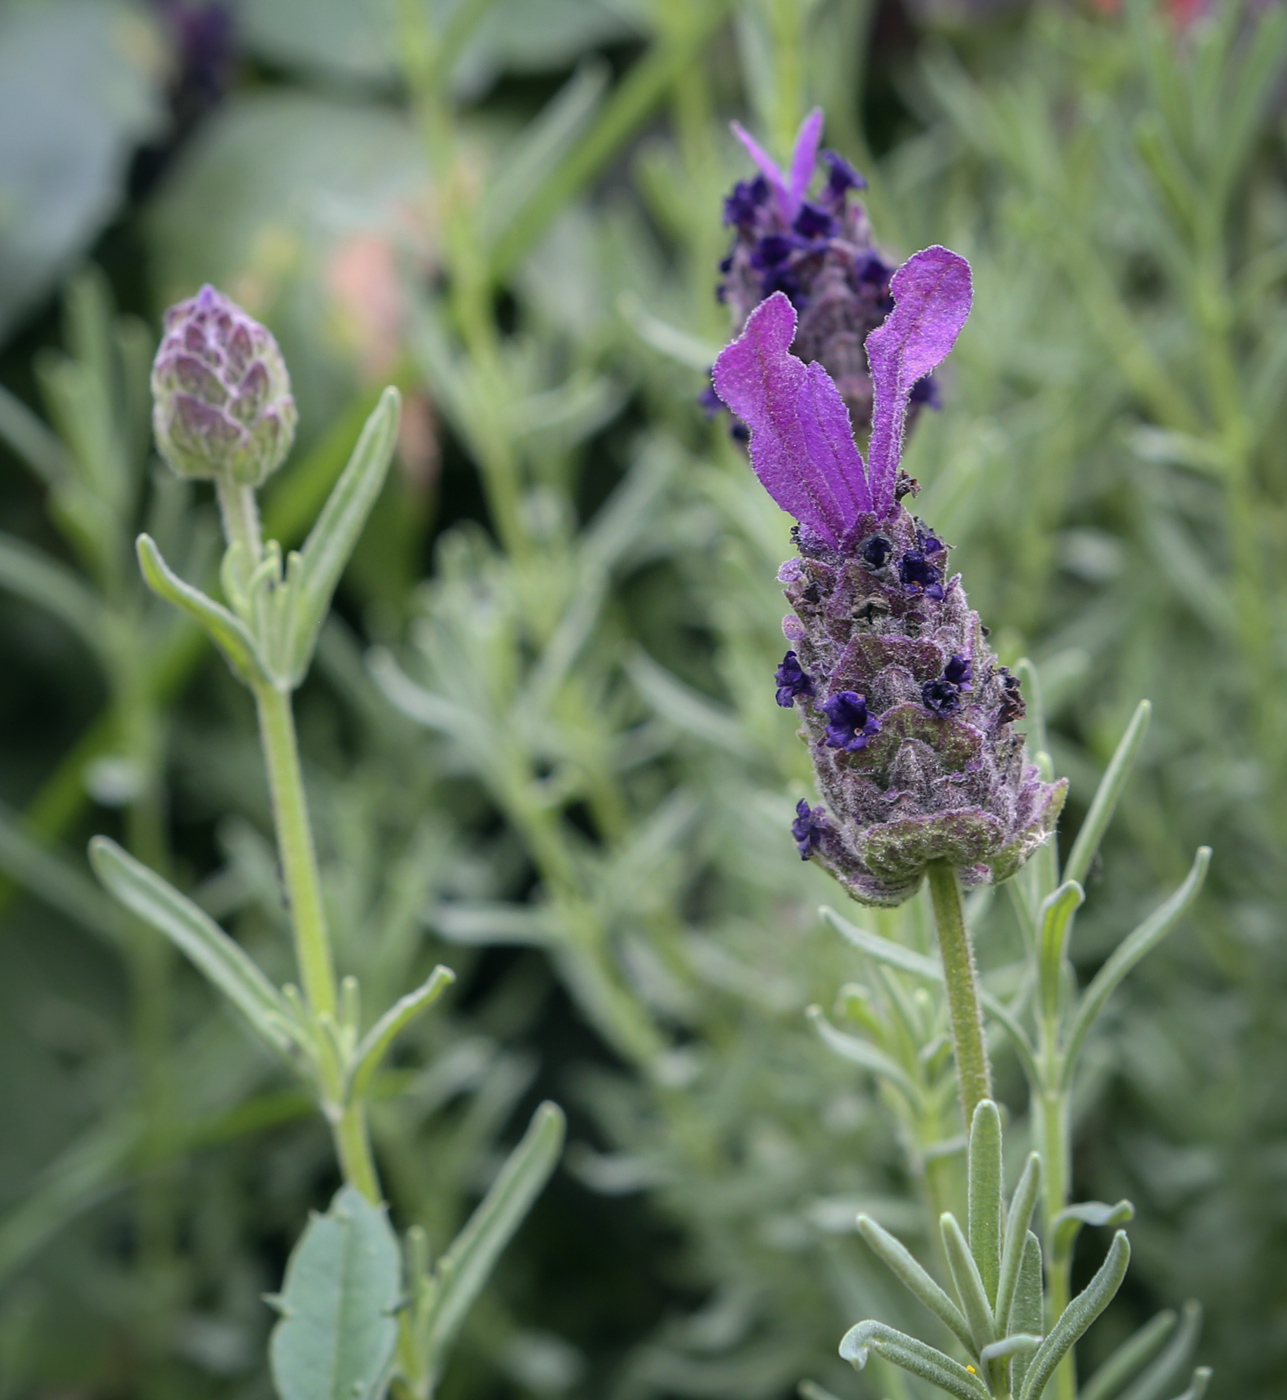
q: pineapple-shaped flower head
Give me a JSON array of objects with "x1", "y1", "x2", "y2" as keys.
[
  {"x1": 151, "y1": 284, "x2": 297, "y2": 486},
  {"x1": 714, "y1": 108, "x2": 937, "y2": 432},
  {"x1": 712, "y1": 247, "x2": 1066, "y2": 906}
]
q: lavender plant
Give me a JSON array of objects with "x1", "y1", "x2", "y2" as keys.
[
  {"x1": 708, "y1": 217, "x2": 1210, "y2": 1397},
  {"x1": 86, "y1": 285, "x2": 564, "y2": 1398}
]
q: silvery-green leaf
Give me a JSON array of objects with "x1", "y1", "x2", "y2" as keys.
[
  {"x1": 420, "y1": 1103, "x2": 564, "y2": 1374},
  {"x1": 1117, "y1": 1301, "x2": 1202, "y2": 1400},
  {"x1": 855, "y1": 1214, "x2": 974, "y2": 1355},
  {"x1": 268, "y1": 1185, "x2": 401, "y2": 1400},
  {"x1": 941, "y1": 1213, "x2": 994, "y2": 1353},
  {"x1": 996, "y1": 1154, "x2": 1041, "y2": 1330},
  {"x1": 1079, "y1": 1309, "x2": 1178, "y2": 1400},
  {"x1": 840, "y1": 1319, "x2": 991, "y2": 1400},
  {"x1": 1020, "y1": 1231, "x2": 1130, "y2": 1400},
  {"x1": 1063, "y1": 849, "x2": 1209, "y2": 1080},
  {"x1": 345, "y1": 965, "x2": 456, "y2": 1103},
  {"x1": 967, "y1": 1101, "x2": 1003, "y2": 1306},
  {"x1": 286, "y1": 388, "x2": 400, "y2": 684},
  {"x1": 1062, "y1": 701, "x2": 1150, "y2": 887},
  {"x1": 1053, "y1": 1200, "x2": 1134, "y2": 1259},
  {"x1": 89, "y1": 836, "x2": 295, "y2": 1054},
  {"x1": 137, "y1": 534, "x2": 266, "y2": 686}
]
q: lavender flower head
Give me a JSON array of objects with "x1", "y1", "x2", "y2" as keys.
[
  {"x1": 151, "y1": 285, "x2": 297, "y2": 487},
  {"x1": 713, "y1": 247, "x2": 1065, "y2": 905},
  {"x1": 717, "y1": 109, "x2": 936, "y2": 431}
]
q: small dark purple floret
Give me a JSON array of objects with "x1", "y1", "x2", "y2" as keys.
[
  {"x1": 910, "y1": 375, "x2": 941, "y2": 410},
  {"x1": 822, "y1": 692, "x2": 881, "y2": 752},
  {"x1": 793, "y1": 203, "x2": 834, "y2": 239},
  {"x1": 775, "y1": 650, "x2": 814, "y2": 707},
  {"x1": 855, "y1": 251, "x2": 892, "y2": 286},
  {"x1": 944, "y1": 654, "x2": 972, "y2": 688},
  {"x1": 859, "y1": 535, "x2": 892, "y2": 570},
  {"x1": 792, "y1": 799, "x2": 825, "y2": 859},
  {"x1": 822, "y1": 150, "x2": 866, "y2": 199},
  {"x1": 899, "y1": 551, "x2": 944, "y2": 599},
  {"x1": 751, "y1": 235, "x2": 795, "y2": 269},
  {"x1": 921, "y1": 677, "x2": 962, "y2": 717},
  {"x1": 724, "y1": 177, "x2": 768, "y2": 227},
  {"x1": 698, "y1": 380, "x2": 722, "y2": 417}
]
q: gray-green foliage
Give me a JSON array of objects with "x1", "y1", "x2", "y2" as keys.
[
  {"x1": 268, "y1": 1185, "x2": 402, "y2": 1400},
  {"x1": 0, "y1": 0, "x2": 1283, "y2": 1395}
]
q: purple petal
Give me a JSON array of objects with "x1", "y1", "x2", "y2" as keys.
[
  {"x1": 711, "y1": 292, "x2": 871, "y2": 545},
  {"x1": 865, "y1": 246, "x2": 972, "y2": 515},
  {"x1": 731, "y1": 121, "x2": 790, "y2": 216},
  {"x1": 788, "y1": 108, "x2": 825, "y2": 212}
]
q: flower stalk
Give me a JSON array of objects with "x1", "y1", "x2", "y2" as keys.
[{"x1": 926, "y1": 860, "x2": 992, "y2": 1127}]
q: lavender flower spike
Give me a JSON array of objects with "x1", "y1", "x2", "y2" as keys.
[
  {"x1": 730, "y1": 107, "x2": 824, "y2": 224},
  {"x1": 712, "y1": 292, "x2": 871, "y2": 547},
  {"x1": 865, "y1": 247, "x2": 972, "y2": 514},
  {"x1": 713, "y1": 247, "x2": 1064, "y2": 904}
]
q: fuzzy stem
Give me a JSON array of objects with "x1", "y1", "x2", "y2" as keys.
[
  {"x1": 926, "y1": 861, "x2": 992, "y2": 1127},
  {"x1": 215, "y1": 477, "x2": 263, "y2": 563},
  {"x1": 254, "y1": 683, "x2": 337, "y2": 1018}
]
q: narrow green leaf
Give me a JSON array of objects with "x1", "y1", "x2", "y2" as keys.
[
  {"x1": 345, "y1": 965, "x2": 456, "y2": 1103},
  {"x1": 136, "y1": 534, "x2": 264, "y2": 685},
  {"x1": 89, "y1": 836, "x2": 294, "y2": 1053},
  {"x1": 0, "y1": 533, "x2": 108, "y2": 662},
  {"x1": 481, "y1": 60, "x2": 610, "y2": 245},
  {"x1": 1009, "y1": 1232, "x2": 1044, "y2": 1394},
  {"x1": 1063, "y1": 849, "x2": 1210, "y2": 1079},
  {"x1": 981, "y1": 1335, "x2": 1042, "y2": 1364},
  {"x1": 941, "y1": 1213, "x2": 994, "y2": 1353},
  {"x1": 1038, "y1": 881, "x2": 1084, "y2": 1027},
  {"x1": 488, "y1": 0, "x2": 734, "y2": 277},
  {"x1": 856, "y1": 1215, "x2": 974, "y2": 1355},
  {"x1": 808, "y1": 1008, "x2": 918, "y2": 1101},
  {"x1": 288, "y1": 388, "x2": 400, "y2": 682},
  {"x1": 268, "y1": 1185, "x2": 401, "y2": 1400},
  {"x1": 840, "y1": 1319, "x2": 991, "y2": 1400},
  {"x1": 1079, "y1": 1309, "x2": 1178, "y2": 1400},
  {"x1": 1063, "y1": 701, "x2": 1151, "y2": 887},
  {"x1": 0, "y1": 802, "x2": 129, "y2": 948},
  {"x1": 996, "y1": 1154, "x2": 1041, "y2": 1330},
  {"x1": 821, "y1": 907, "x2": 1040, "y2": 1085},
  {"x1": 968, "y1": 1101, "x2": 1004, "y2": 1306},
  {"x1": 1161, "y1": 1368, "x2": 1210, "y2": 1400},
  {"x1": 421, "y1": 1102, "x2": 565, "y2": 1372},
  {"x1": 626, "y1": 649, "x2": 745, "y2": 753},
  {"x1": 1118, "y1": 1301, "x2": 1202, "y2": 1400},
  {"x1": 822, "y1": 907, "x2": 941, "y2": 980},
  {"x1": 1020, "y1": 1231, "x2": 1131, "y2": 1400},
  {"x1": 0, "y1": 381, "x2": 71, "y2": 486},
  {"x1": 1054, "y1": 1200, "x2": 1134, "y2": 1261}
]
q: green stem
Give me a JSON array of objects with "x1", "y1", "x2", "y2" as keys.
[
  {"x1": 926, "y1": 861, "x2": 992, "y2": 1127},
  {"x1": 334, "y1": 1100, "x2": 382, "y2": 1204},
  {"x1": 215, "y1": 478, "x2": 263, "y2": 565},
  {"x1": 1034, "y1": 1085, "x2": 1075, "y2": 1400},
  {"x1": 254, "y1": 680, "x2": 384, "y2": 1203},
  {"x1": 253, "y1": 683, "x2": 337, "y2": 1018}
]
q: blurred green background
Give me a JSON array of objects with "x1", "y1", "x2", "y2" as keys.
[{"x1": 0, "y1": 0, "x2": 1285, "y2": 1397}]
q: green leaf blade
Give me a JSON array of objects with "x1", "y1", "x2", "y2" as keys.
[
  {"x1": 840, "y1": 1320, "x2": 991, "y2": 1400},
  {"x1": 421, "y1": 1102, "x2": 565, "y2": 1373},
  {"x1": 269, "y1": 1185, "x2": 401, "y2": 1400},
  {"x1": 1020, "y1": 1231, "x2": 1130, "y2": 1400},
  {"x1": 1063, "y1": 701, "x2": 1151, "y2": 887},
  {"x1": 89, "y1": 836, "x2": 293, "y2": 1052}
]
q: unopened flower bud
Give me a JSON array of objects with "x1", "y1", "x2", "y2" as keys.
[{"x1": 151, "y1": 284, "x2": 297, "y2": 486}]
